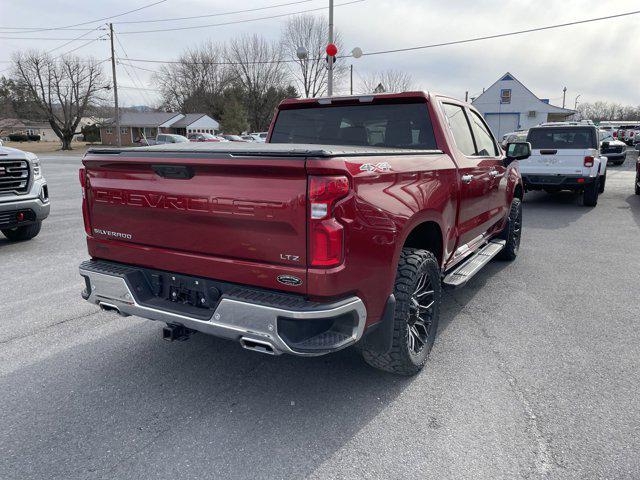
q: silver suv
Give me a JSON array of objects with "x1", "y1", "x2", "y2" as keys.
[{"x1": 0, "y1": 146, "x2": 50, "y2": 241}]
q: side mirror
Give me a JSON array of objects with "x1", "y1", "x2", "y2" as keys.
[
  {"x1": 601, "y1": 141, "x2": 610, "y2": 149},
  {"x1": 504, "y1": 141, "x2": 531, "y2": 166}
]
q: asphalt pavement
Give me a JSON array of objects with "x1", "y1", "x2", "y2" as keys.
[{"x1": 1, "y1": 150, "x2": 639, "y2": 480}]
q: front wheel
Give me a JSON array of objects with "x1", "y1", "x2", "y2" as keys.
[
  {"x1": 361, "y1": 248, "x2": 441, "y2": 375},
  {"x1": 2, "y1": 221, "x2": 42, "y2": 241}
]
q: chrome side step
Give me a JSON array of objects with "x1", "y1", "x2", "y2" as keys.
[{"x1": 443, "y1": 239, "x2": 506, "y2": 289}]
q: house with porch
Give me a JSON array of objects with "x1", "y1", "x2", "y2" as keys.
[
  {"x1": 99, "y1": 112, "x2": 219, "y2": 146},
  {"x1": 471, "y1": 72, "x2": 575, "y2": 139},
  {"x1": 0, "y1": 118, "x2": 57, "y2": 141}
]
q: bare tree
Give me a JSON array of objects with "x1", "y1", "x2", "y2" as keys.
[
  {"x1": 154, "y1": 41, "x2": 232, "y2": 118},
  {"x1": 227, "y1": 34, "x2": 288, "y2": 131},
  {"x1": 12, "y1": 51, "x2": 106, "y2": 150},
  {"x1": 576, "y1": 101, "x2": 640, "y2": 122},
  {"x1": 281, "y1": 15, "x2": 345, "y2": 98},
  {"x1": 360, "y1": 69, "x2": 414, "y2": 94}
]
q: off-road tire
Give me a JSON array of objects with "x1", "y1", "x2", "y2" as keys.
[
  {"x1": 583, "y1": 178, "x2": 599, "y2": 207},
  {"x1": 497, "y1": 198, "x2": 522, "y2": 261},
  {"x1": 598, "y1": 173, "x2": 606, "y2": 194},
  {"x1": 362, "y1": 248, "x2": 441, "y2": 376},
  {"x1": 635, "y1": 172, "x2": 640, "y2": 195},
  {"x1": 1, "y1": 221, "x2": 42, "y2": 241}
]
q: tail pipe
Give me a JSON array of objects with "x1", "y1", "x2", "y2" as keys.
[{"x1": 240, "y1": 337, "x2": 279, "y2": 355}]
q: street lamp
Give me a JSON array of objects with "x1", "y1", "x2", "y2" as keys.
[{"x1": 296, "y1": 47, "x2": 308, "y2": 60}]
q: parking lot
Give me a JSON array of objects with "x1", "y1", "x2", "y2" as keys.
[{"x1": 1, "y1": 150, "x2": 639, "y2": 479}]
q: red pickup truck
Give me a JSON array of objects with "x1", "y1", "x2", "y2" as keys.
[{"x1": 79, "y1": 92, "x2": 530, "y2": 375}]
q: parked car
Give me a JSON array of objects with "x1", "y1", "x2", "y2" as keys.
[
  {"x1": 188, "y1": 133, "x2": 223, "y2": 142},
  {"x1": 137, "y1": 134, "x2": 189, "y2": 146},
  {"x1": 616, "y1": 125, "x2": 640, "y2": 145},
  {"x1": 599, "y1": 129, "x2": 627, "y2": 166},
  {"x1": 522, "y1": 124, "x2": 606, "y2": 206},
  {"x1": 241, "y1": 135, "x2": 257, "y2": 142},
  {"x1": 636, "y1": 143, "x2": 640, "y2": 195},
  {"x1": 250, "y1": 132, "x2": 268, "y2": 142},
  {"x1": 0, "y1": 145, "x2": 49, "y2": 241},
  {"x1": 220, "y1": 134, "x2": 247, "y2": 142},
  {"x1": 78, "y1": 91, "x2": 528, "y2": 375}
]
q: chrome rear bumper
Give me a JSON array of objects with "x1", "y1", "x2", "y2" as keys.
[{"x1": 79, "y1": 260, "x2": 367, "y2": 356}]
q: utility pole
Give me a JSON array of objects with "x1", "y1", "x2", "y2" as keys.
[
  {"x1": 350, "y1": 65, "x2": 353, "y2": 95},
  {"x1": 327, "y1": 0, "x2": 334, "y2": 96},
  {"x1": 465, "y1": 91, "x2": 468, "y2": 102},
  {"x1": 562, "y1": 86, "x2": 567, "y2": 109},
  {"x1": 574, "y1": 94, "x2": 581, "y2": 110},
  {"x1": 109, "y1": 23, "x2": 121, "y2": 147}
]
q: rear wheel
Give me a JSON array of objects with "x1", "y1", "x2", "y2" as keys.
[
  {"x1": 361, "y1": 248, "x2": 441, "y2": 375},
  {"x1": 1, "y1": 221, "x2": 42, "y2": 241},
  {"x1": 598, "y1": 173, "x2": 606, "y2": 193},
  {"x1": 583, "y1": 178, "x2": 599, "y2": 207}
]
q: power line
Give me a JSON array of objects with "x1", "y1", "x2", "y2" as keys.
[
  {"x1": 113, "y1": 8, "x2": 640, "y2": 68},
  {"x1": 359, "y1": 9, "x2": 640, "y2": 57},
  {"x1": 117, "y1": 0, "x2": 364, "y2": 34},
  {"x1": 114, "y1": 0, "x2": 315, "y2": 24},
  {"x1": 0, "y1": 0, "x2": 168, "y2": 33},
  {"x1": 0, "y1": 36, "x2": 104, "y2": 40}
]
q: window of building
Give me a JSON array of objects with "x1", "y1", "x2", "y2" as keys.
[
  {"x1": 442, "y1": 103, "x2": 476, "y2": 156},
  {"x1": 106, "y1": 128, "x2": 112, "y2": 134},
  {"x1": 500, "y1": 89, "x2": 511, "y2": 104},
  {"x1": 468, "y1": 110, "x2": 499, "y2": 156},
  {"x1": 121, "y1": 127, "x2": 128, "y2": 134}
]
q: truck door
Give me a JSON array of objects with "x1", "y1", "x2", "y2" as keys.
[
  {"x1": 441, "y1": 102, "x2": 494, "y2": 249},
  {"x1": 467, "y1": 108, "x2": 507, "y2": 228}
]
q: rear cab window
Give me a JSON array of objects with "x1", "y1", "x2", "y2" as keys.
[
  {"x1": 270, "y1": 101, "x2": 437, "y2": 149},
  {"x1": 527, "y1": 127, "x2": 597, "y2": 150}
]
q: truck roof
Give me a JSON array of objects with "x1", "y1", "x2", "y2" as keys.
[
  {"x1": 278, "y1": 91, "x2": 432, "y2": 108},
  {"x1": 86, "y1": 141, "x2": 442, "y2": 158}
]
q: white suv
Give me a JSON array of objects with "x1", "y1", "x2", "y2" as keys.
[{"x1": 520, "y1": 124, "x2": 606, "y2": 206}]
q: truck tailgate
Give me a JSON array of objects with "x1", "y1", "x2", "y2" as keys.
[{"x1": 83, "y1": 151, "x2": 308, "y2": 281}]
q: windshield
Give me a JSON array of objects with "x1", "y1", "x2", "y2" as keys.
[
  {"x1": 172, "y1": 135, "x2": 189, "y2": 143},
  {"x1": 599, "y1": 130, "x2": 614, "y2": 141},
  {"x1": 527, "y1": 127, "x2": 596, "y2": 149},
  {"x1": 271, "y1": 102, "x2": 437, "y2": 149}
]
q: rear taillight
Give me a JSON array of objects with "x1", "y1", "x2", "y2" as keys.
[
  {"x1": 79, "y1": 167, "x2": 91, "y2": 235},
  {"x1": 613, "y1": 132, "x2": 618, "y2": 138},
  {"x1": 308, "y1": 175, "x2": 349, "y2": 267},
  {"x1": 584, "y1": 156, "x2": 594, "y2": 167}
]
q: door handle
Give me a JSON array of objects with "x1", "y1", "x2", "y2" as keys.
[{"x1": 461, "y1": 174, "x2": 474, "y2": 184}]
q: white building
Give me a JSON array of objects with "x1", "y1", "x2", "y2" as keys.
[{"x1": 472, "y1": 72, "x2": 575, "y2": 139}]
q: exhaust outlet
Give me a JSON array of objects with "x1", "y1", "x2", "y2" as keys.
[
  {"x1": 240, "y1": 337, "x2": 278, "y2": 355},
  {"x1": 98, "y1": 302, "x2": 130, "y2": 317}
]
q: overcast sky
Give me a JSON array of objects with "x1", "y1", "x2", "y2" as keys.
[{"x1": 1, "y1": 0, "x2": 639, "y2": 107}]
